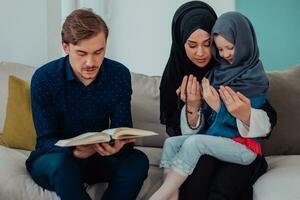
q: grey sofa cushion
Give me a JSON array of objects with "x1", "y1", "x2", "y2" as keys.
[
  {"x1": 263, "y1": 65, "x2": 300, "y2": 155},
  {"x1": 131, "y1": 72, "x2": 168, "y2": 148},
  {"x1": 0, "y1": 144, "x2": 163, "y2": 200},
  {"x1": 253, "y1": 155, "x2": 300, "y2": 200}
]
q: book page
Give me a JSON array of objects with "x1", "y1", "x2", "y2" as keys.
[
  {"x1": 55, "y1": 128, "x2": 158, "y2": 147},
  {"x1": 112, "y1": 128, "x2": 158, "y2": 139},
  {"x1": 55, "y1": 132, "x2": 109, "y2": 147},
  {"x1": 102, "y1": 128, "x2": 118, "y2": 136}
]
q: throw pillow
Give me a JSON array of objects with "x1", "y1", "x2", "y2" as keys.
[{"x1": 0, "y1": 75, "x2": 36, "y2": 150}]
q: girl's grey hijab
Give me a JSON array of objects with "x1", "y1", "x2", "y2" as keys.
[{"x1": 209, "y1": 11, "x2": 268, "y2": 97}]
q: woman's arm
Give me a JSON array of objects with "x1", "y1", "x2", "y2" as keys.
[
  {"x1": 261, "y1": 99, "x2": 277, "y2": 133},
  {"x1": 180, "y1": 105, "x2": 204, "y2": 135}
]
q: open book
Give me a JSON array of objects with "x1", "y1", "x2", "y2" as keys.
[{"x1": 55, "y1": 127, "x2": 158, "y2": 147}]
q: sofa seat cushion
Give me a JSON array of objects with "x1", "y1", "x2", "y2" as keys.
[
  {"x1": 0, "y1": 145, "x2": 109, "y2": 200},
  {"x1": 1, "y1": 145, "x2": 300, "y2": 200},
  {"x1": 138, "y1": 147, "x2": 300, "y2": 200},
  {"x1": 0, "y1": 145, "x2": 59, "y2": 200},
  {"x1": 0, "y1": 145, "x2": 164, "y2": 200},
  {"x1": 254, "y1": 155, "x2": 300, "y2": 200},
  {"x1": 136, "y1": 146, "x2": 163, "y2": 166}
]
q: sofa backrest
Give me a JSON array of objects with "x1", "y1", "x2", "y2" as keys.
[
  {"x1": 263, "y1": 65, "x2": 300, "y2": 156},
  {"x1": 1, "y1": 61, "x2": 300, "y2": 155},
  {"x1": 130, "y1": 66, "x2": 300, "y2": 154},
  {"x1": 131, "y1": 73, "x2": 168, "y2": 147},
  {"x1": 0, "y1": 61, "x2": 168, "y2": 148}
]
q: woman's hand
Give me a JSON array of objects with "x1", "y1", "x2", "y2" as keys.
[
  {"x1": 73, "y1": 144, "x2": 96, "y2": 159},
  {"x1": 176, "y1": 75, "x2": 201, "y2": 112},
  {"x1": 93, "y1": 139, "x2": 136, "y2": 156},
  {"x1": 219, "y1": 86, "x2": 251, "y2": 126},
  {"x1": 202, "y1": 78, "x2": 220, "y2": 112}
]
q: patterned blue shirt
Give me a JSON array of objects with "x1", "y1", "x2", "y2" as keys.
[{"x1": 26, "y1": 56, "x2": 132, "y2": 170}]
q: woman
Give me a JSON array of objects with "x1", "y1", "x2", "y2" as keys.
[{"x1": 159, "y1": 1, "x2": 277, "y2": 200}]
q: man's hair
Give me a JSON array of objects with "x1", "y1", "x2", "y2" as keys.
[{"x1": 61, "y1": 8, "x2": 109, "y2": 45}]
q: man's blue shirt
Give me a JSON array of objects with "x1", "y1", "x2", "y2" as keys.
[{"x1": 26, "y1": 56, "x2": 132, "y2": 170}]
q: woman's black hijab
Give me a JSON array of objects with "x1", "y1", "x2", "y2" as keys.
[{"x1": 160, "y1": 1, "x2": 217, "y2": 136}]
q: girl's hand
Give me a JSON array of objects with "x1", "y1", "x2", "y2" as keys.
[
  {"x1": 219, "y1": 86, "x2": 251, "y2": 126},
  {"x1": 202, "y1": 78, "x2": 220, "y2": 112}
]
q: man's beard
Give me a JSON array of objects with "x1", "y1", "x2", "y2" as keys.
[
  {"x1": 81, "y1": 66, "x2": 98, "y2": 80},
  {"x1": 81, "y1": 75, "x2": 94, "y2": 80}
]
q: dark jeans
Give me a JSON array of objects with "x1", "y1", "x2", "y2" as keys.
[
  {"x1": 179, "y1": 155, "x2": 267, "y2": 200},
  {"x1": 30, "y1": 148, "x2": 149, "y2": 200}
]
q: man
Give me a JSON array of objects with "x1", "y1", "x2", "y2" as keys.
[{"x1": 26, "y1": 8, "x2": 149, "y2": 200}]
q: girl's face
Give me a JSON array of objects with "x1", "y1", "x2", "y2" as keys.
[
  {"x1": 214, "y1": 34, "x2": 235, "y2": 64},
  {"x1": 184, "y1": 29, "x2": 212, "y2": 68}
]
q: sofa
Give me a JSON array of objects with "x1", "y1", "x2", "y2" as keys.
[{"x1": 0, "y1": 61, "x2": 300, "y2": 200}]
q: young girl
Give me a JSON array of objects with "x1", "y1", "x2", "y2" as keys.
[{"x1": 150, "y1": 11, "x2": 269, "y2": 200}]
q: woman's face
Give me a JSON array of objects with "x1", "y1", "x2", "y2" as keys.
[{"x1": 184, "y1": 29, "x2": 212, "y2": 68}]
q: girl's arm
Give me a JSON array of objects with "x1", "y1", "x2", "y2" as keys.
[
  {"x1": 237, "y1": 108, "x2": 271, "y2": 138},
  {"x1": 219, "y1": 86, "x2": 276, "y2": 138}
]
